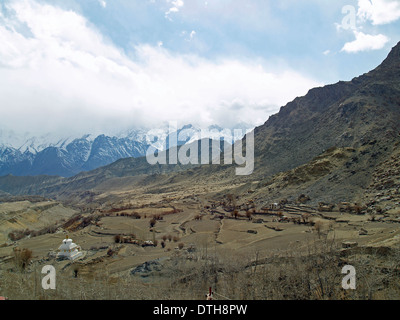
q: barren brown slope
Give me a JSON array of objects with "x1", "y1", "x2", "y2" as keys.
[{"x1": 252, "y1": 41, "x2": 400, "y2": 179}]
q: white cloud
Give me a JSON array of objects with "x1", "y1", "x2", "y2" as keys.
[
  {"x1": 337, "y1": 0, "x2": 398, "y2": 54},
  {"x1": 357, "y1": 0, "x2": 400, "y2": 25},
  {"x1": 171, "y1": 0, "x2": 184, "y2": 8},
  {"x1": 98, "y1": 0, "x2": 107, "y2": 9},
  {"x1": 165, "y1": 0, "x2": 184, "y2": 19},
  {"x1": 341, "y1": 31, "x2": 390, "y2": 53},
  {"x1": 0, "y1": 0, "x2": 321, "y2": 137}
]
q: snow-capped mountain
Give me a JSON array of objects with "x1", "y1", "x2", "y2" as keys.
[
  {"x1": 0, "y1": 123, "x2": 254, "y2": 177},
  {"x1": 0, "y1": 133, "x2": 149, "y2": 177}
]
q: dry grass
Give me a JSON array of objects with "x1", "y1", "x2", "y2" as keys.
[{"x1": 2, "y1": 239, "x2": 400, "y2": 300}]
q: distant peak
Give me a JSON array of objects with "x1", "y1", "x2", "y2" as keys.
[
  {"x1": 208, "y1": 124, "x2": 224, "y2": 131},
  {"x1": 180, "y1": 124, "x2": 194, "y2": 130},
  {"x1": 380, "y1": 41, "x2": 400, "y2": 67}
]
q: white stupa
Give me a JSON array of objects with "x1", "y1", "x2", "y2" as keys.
[{"x1": 57, "y1": 236, "x2": 83, "y2": 261}]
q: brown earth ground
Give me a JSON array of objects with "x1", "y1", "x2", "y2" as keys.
[{"x1": 1, "y1": 180, "x2": 400, "y2": 300}]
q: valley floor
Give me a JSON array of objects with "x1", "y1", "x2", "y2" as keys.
[{"x1": 1, "y1": 181, "x2": 400, "y2": 300}]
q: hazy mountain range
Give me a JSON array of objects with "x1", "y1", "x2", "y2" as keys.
[{"x1": 0, "y1": 123, "x2": 252, "y2": 177}]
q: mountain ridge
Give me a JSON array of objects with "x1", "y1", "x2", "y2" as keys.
[
  {"x1": 0, "y1": 41, "x2": 399, "y2": 204},
  {"x1": 0, "y1": 124, "x2": 252, "y2": 177}
]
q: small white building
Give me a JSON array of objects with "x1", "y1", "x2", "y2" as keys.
[{"x1": 57, "y1": 236, "x2": 83, "y2": 261}]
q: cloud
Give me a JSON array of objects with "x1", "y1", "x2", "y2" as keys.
[
  {"x1": 341, "y1": 31, "x2": 389, "y2": 53},
  {"x1": 0, "y1": 0, "x2": 321, "y2": 137},
  {"x1": 165, "y1": 0, "x2": 184, "y2": 19},
  {"x1": 337, "y1": 0, "x2": 397, "y2": 54},
  {"x1": 357, "y1": 0, "x2": 400, "y2": 25},
  {"x1": 98, "y1": 0, "x2": 107, "y2": 9},
  {"x1": 181, "y1": 30, "x2": 196, "y2": 42}
]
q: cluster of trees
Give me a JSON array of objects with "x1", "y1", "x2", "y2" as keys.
[
  {"x1": 161, "y1": 235, "x2": 180, "y2": 243},
  {"x1": 114, "y1": 234, "x2": 137, "y2": 244},
  {"x1": 115, "y1": 212, "x2": 141, "y2": 219}
]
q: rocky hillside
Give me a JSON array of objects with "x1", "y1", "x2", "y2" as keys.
[
  {"x1": 252, "y1": 41, "x2": 400, "y2": 180},
  {"x1": 362, "y1": 143, "x2": 400, "y2": 215}
]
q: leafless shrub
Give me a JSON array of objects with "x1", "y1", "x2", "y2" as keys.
[
  {"x1": 107, "y1": 248, "x2": 115, "y2": 257},
  {"x1": 301, "y1": 213, "x2": 311, "y2": 224},
  {"x1": 13, "y1": 248, "x2": 32, "y2": 270},
  {"x1": 314, "y1": 221, "x2": 324, "y2": 239},
  {"x1": 114, "y1": 235, "x2": 122, "y2": 244},
  {"x1": 149, "y1": 218, "x2": 157, "y2": 228},
  {"x1": 246, "y1": 211, "x2": 253, "y2": 221}
]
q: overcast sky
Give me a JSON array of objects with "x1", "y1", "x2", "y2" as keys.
[{"x1": 0, "y1": 0, "x2": 399, "y2": 138}]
